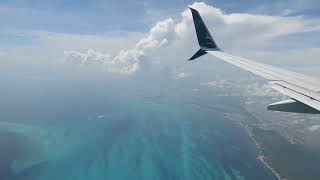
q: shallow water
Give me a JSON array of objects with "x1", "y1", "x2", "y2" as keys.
[{"x1": 0, "y1": 95, "x2": 275, "y2": 180}]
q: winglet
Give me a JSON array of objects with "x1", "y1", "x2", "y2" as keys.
[
  {"x1": 188, "y1": 48, "x2": 207, "y2": 61},
  {"x1": 188, "y1": 7, "x2": 220, "y2": 60}
]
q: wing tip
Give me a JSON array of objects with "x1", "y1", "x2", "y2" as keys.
[{"x1": 189, "y1": 7, "x2": 219, "y2": 51}]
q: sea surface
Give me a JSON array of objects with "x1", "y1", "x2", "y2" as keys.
[{"x1": 0, "y1": 91, "x2": 276, "y2": 180}]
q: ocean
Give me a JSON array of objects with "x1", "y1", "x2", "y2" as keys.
[{"x1": 0, "y1": 91, "x2": 276, "y2": 180}]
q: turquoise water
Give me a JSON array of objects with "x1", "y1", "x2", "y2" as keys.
[{"x1": 0, "y1": 93, "x2": 275, "y2": 180}]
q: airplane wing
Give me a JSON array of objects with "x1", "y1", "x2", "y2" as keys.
[{"x1": 188, "y1": 8, "x2": 320, "y2": 114}]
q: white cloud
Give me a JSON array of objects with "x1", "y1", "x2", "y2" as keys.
[
  {"x1": 245, "y1": 83, "x2": 283, "y2": 98},
  {"x1": 308, "y1": 125, "x2": 320, "y2": 132},
  {"x1": 64, "y1": 49, "x2": 110, "y2": 66},
  {"x1": 64, "y1": 18, "x2": 175, "y2": 74},
  {"x1": 179, "y1": 2, "x2": 320, "y2": 47},
  {"x1": 62, "y1": 2, "x2": 320, "y2": 75},
  {"x1": 201, "y1": 80, "x2": 229, "y2": 88},
  {"x1": 176, "y1": 72, "x2": 190, "y2": 79}
]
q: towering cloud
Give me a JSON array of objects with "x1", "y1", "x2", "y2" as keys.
[
  {"x1": 64, "y1": 18, "x2": 174, "y2": 74},
  {"x1": 64, "y1": 2, "x2": 320, "y2": 75}
]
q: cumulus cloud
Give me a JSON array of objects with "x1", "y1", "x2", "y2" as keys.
[
  {"x1": 64, "y1": 18, "x2": 175, "y2": 74},
  {"x1": 64, "y1": 2, "x2": 320, "y2": 75},
  {"x1": 64, "y1": 49, "x2": 110, "y2": 66}
]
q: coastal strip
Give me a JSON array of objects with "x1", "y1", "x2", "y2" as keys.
[
  {"x1": 223, "y1": 112, "x2": 283, "y2": 180},
  {"x1": 241, "y1": 123, "x2": 283, "y2": 180}
]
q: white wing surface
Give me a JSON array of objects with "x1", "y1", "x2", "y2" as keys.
[{"x1": 189, "y1": 8, "x2": 320, "y2": 114}]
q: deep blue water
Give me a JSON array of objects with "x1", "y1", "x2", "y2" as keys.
[{"x1": 0, "y1": 93, "x2": 276, "y2": 180}]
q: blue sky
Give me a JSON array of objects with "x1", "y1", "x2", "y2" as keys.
[
  {"x1": 1, "y1": 0, "x2": 320, "y2": 76},
  {"x1": 1, "y1": 0, "x2": 319, "y2": 34}
]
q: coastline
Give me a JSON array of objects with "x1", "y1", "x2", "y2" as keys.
[
  {"x1": 226, "y1": 109, "x2": 320, "y2": 180},
  {"x1": 223, "y1": 111, "x2": 283, "y2": 180},
  {"x1": 240, "y1": 123, "x2": 283, "y2": 180}
]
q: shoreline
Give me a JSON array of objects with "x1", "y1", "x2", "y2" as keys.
[
  {"x1": 240, "y1": 122, "x2": 283, "y2": 180},
  {"x1": 223, "y1": 112, "x2": 283, "y2": 180}
]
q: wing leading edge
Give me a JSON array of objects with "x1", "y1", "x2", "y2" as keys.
[{"x1": 188, "y1": 7, "x2": 320, "y2": 114}]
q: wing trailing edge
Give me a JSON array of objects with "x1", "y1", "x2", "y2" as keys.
[{"x1": 267, "y1": 99, "x2": 320, "y2": 114}]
